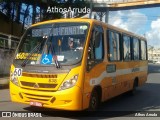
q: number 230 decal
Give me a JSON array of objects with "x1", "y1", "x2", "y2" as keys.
[{"x1": 13, "y1": 68, "x2": 23, "y2": 77}]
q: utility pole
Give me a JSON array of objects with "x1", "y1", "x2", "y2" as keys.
[
  {"x1": 89, "y1": 0, "x2": 93, "y2": 18},
  {"x1": 105, "y1": 7, "x2": 109, "y2": 23},
  {"x1": 32, "y1": 2, "x2": 36, "y2": 24}
]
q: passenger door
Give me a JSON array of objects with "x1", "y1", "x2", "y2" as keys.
[{"x1": 83, "y1": 25, "x2": 105, "y2": 109}]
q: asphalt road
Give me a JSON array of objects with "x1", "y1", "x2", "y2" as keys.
[{"x1": 0, "y1": 63, "x2": 160, "y2": 119}]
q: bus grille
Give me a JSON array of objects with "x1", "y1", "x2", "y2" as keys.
[
  {"x1": 23, "y1": 93, "x2": 52, "y2": 102},
  {"x1": 22, "y1": 73, "x2": 57, "y2": 78},
  {"x1": 21, "y1": 81, "x2": 35, "y2": 87},
  {"x1": 21, "y1": 81, "x2": 57, "y2": 88}
]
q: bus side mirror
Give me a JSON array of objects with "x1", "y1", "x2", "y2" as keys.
[
  {"x1": 92, "y1": 29, "x2": 101, "y2": 48},
  {"x1": 94, "y1": 33, "x2": 100, "y2": 48}
]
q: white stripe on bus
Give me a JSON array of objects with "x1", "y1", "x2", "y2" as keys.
[{"x1": 90, "y1": 66, "x2": 148, "y2": 86}]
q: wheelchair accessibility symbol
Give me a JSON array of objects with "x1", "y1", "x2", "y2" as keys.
[{"x1": 41, "y1": 54, "x2": 52, "y2": 64}]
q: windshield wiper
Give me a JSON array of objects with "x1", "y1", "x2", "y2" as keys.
[
  {"x1": 21, "y1": 24, "x2": 61, "y2": 69},
  {"x1": 21, "y1": 39, "x2": 45, "y2": 67},
  {"x1": 41, "y1": 27, "x2": 61, "y2": 69},
  {"x1": 21, "y1": 25, "x2": 54, "y2": 67},
  {"x1": 50, "y1": 41, "x2": 61, "y2": 69}
]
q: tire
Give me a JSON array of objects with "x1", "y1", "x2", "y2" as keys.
[
  {"x1": 88, "y1": 90, "x2": 99, "y2": 111},
  {"x1": 129, "y1": 79, "x2": 138, "y2": 95}
]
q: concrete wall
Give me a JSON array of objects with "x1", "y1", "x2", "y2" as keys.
[
  {"x1": 0, "y1": 12, "x2": 22, "y2": 76},
  {"x1": 0, "y1": 49, "x2": 14, "y2": 76}
]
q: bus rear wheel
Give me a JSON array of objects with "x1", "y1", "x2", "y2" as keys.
[
  {"x1": 129, "y1": 79, "x2": 138, "y2": 95},
  {"x1": 88, "y1": 90, "x2": 99, "y2": 111}
]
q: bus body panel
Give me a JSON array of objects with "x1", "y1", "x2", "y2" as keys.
[
  {"x1": 82, "y1": 20, "x2": 148, "y2": 110},
  {"x1": 10, "y1": 63, "x2": 84, "y2": 110},
  {"x1": 10, "y1": 81, "x2": 83, "y2": 110},
  {"x1": 83, "y1": 61, "x2": 148, "y2": 109}
]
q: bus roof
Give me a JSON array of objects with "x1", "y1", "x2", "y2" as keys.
[{"x1": 31, "y1": 18, "x2": 93, "y2": 27}]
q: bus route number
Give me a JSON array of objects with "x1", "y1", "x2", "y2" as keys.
[{"x1": 14, "y1": 68, "x2": 23, "y2": 77}]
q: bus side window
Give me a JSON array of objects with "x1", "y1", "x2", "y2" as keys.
[
  {"x1": 94, "y1": 31, "x2": 103, "y2": 60},
  {"x1": 123, "y1": 35, "x2": 131, "y2": 61},
  {"x1": 87, "y1": 25, "x2": 104, "y2": 71},
  {"x1": 140, "y1": 40, "x2": 147, "y2": 60},
  {"x1": 133, "y1": 38, "x2": 140, "y2": 60},
  {"x1": 108, "y1": 30, "x2": 120, "y2": 61}
]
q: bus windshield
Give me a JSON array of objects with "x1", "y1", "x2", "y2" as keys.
[{"x1": 14, "y1": 22, "x2": 89, "y2": 66}]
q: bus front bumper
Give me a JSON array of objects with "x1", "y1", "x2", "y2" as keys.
[{"x1": 10, "y1": 82, "x2": 83, "y2": 111}]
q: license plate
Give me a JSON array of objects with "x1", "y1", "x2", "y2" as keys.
[{"x1": 30, "y1": 101, "x2": 42, "y2": 107}]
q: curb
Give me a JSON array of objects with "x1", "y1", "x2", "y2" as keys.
[{"x1": 0, "y1": 77, "x2": 9, "y2": 86}]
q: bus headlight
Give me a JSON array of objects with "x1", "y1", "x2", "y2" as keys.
[
  {"x1": 59, "y1": 75, "x2": 78, "y2": 90},
  {"x1": 10, "y1": 73, "x2": 19, "y2": 86}
]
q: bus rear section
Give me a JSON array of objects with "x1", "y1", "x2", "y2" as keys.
[{"x1": 82, "y1": 22, "x2": 148, "y2": 110}]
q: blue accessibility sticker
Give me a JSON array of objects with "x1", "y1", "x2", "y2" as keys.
[{"x1": 41, "y1": 54, "x2": 52, "y2": 64}]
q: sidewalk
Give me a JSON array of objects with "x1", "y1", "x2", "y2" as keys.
[{"x1": 0, "y1": 77, "x2": 9, "y2": 86}]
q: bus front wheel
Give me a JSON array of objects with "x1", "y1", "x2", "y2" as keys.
[{"x1": 88, "y1": 90, "x2": 99, "y2": 111}]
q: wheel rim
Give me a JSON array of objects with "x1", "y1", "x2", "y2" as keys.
[{"x1": 91, "y1": 94, "x2": 97, "y2": 109}]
